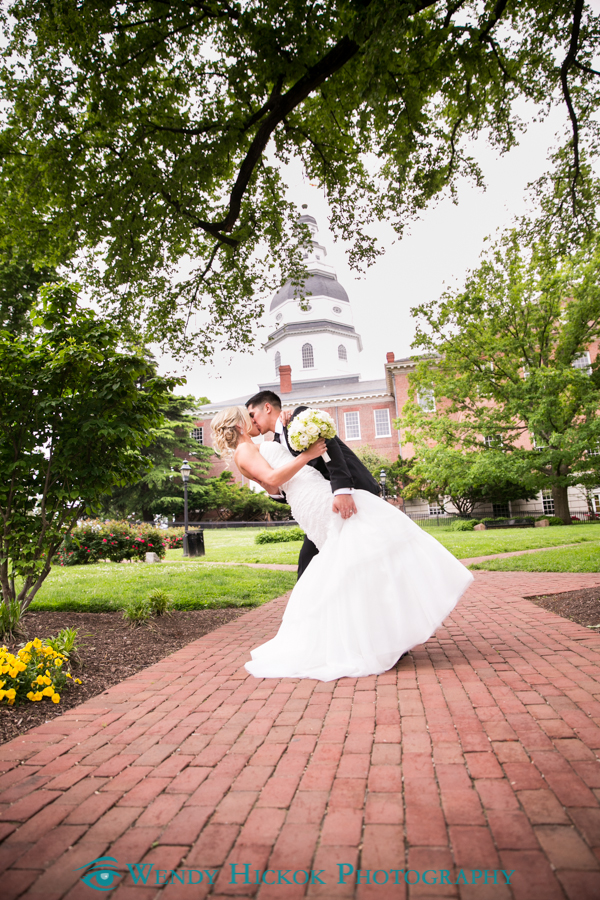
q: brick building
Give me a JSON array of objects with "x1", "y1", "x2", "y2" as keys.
[{"x1": 191, "y1": 216, "x2": 598, "y2": 520}]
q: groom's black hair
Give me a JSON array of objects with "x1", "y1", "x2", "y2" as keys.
[{"x1": 246, "y1": 390, "x2": 281, "y2": 410}]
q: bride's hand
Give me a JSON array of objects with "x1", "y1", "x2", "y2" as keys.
[{"x1": 304, "y1": 438, "x2": 327, "y2": 460}]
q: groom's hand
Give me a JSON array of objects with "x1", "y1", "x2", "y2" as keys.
[{"x1": 333, "y1": 494, "x2": 358, "y2": 519}]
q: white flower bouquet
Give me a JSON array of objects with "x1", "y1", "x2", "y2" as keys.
[{"x1": 287, "y1": 408, "x2": 337, "y2": 462}]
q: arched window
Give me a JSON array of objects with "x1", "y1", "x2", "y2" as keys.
[
  {"x1": 338, "y1": 344, "x2": 347, "y2": 361},
  {"x1": 302, "y1": 343, "x2": 314, "y2": 368},
  {"x1": 274, "y1": 351, "x2": 281, "y2": 376}
]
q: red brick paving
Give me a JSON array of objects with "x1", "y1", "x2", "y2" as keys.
[{"x1": 0, "y1": 571, "x2": 600, "y2": 898}]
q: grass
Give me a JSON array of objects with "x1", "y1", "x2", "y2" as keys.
[
  {"x1": 469, "y1": 543, "x2": 600, "y2": 573},
  {"x1": 31, "y1": 562, "x2": 296, "y2": 612},
  {"x1": 164, "y1": 523, "x2": 600, "y2": 564},
  {"x1": 165, "y1": 527, "x2": 304, "y2": 565},
  {"x1": 419, "y1": 522, "x2": 600, "y2": 559}
]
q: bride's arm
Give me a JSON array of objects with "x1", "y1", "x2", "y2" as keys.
[{"x1": 235, "y1": 440, "x2": 326, "y2": 493}]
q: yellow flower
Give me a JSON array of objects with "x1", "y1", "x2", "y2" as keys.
[
  {"x1": 5, "y1": 689, "x2": 16, "y2": 700},
  {"x1": 45, "y1": 669, "x2": 51, "y2": 677},
  {"x1": 0, "y1": 691, "x2": 4, "y2": 701},
  {"x1": 32, "y1": 638, "x2": 42, "y2": 649},
  {"x1": 7, "y1": 698, "x2": 15, "y2": 706},
  {"x1": 51, "y1": 694, "x2": 60, "y2": 703},
  {"x1": 54, "y1": 659, "x2": 63, "y2": 668},
  {"x1": 34, "y1": 692, "x2": 43, "y2": 701},
  {"x1": 65, "y1": 673, "x2": 72, "y2": 679},
  {"x1": 74, "y1": 678, "x2": 82, "y2": 684},
  {"x1": 24, "y1": 642, "x2": 32, "y2": 652},
  {"x1": 42, "y1": 686, "x2": 54, "y2": 697},
  {"x1": 16, "y1": 661, "x2": 26, "y2": 673},
  {"x1": 27, "y1": 691, "x2": 35, "y2": 701},
  {"x1": 8, "y1": 668, "x2": 17, "y2": 679}
]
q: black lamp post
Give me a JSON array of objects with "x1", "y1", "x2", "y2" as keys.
[
  {"x1": 181, "y1": 459, "x2": 191, "y2": 556},
  {"x1": 380, "y1": 468, "x2": 387, "y2": 501}
]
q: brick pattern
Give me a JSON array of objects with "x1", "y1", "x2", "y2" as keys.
[{"x1": 0, "y1": 571, "x2": 600, "y2": 898}]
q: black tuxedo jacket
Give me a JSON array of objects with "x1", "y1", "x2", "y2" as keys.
[{"x1": 278, "y1": 405, "x2": 381, "y2": 496}]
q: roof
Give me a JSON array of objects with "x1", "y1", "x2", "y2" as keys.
[
  {"x1": 196, "y1": 377, "x2": 391, "y2": 416},
  {"x1": 269, "y1": 274, "x2": 349, "y2": 312}
]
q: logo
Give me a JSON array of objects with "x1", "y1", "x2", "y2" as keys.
[{"x1": 76, "y1": 857, "x2": 121, "y2": 891}]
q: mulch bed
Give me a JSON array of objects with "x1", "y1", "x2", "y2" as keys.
[
  {"x1": 0, "y1": 609, "x2": 249, "y2": 746},
  {"x1": 527, "y1": 586, "x2": 600, "y2": 629}
]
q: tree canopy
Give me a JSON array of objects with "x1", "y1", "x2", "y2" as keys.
[
  {"x1": 401, "y1": 229, "x2": 600, "y2": 522},
  {"x1": 1, "y1": 1, "x2": 600, "y2": 357},
  {"x1": 0, "y1": 284, "x2": 179, "y2": 612}
]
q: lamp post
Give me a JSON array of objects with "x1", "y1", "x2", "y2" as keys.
[
  {"x1": 181, "y1": 459, "x2": 191, "y2": 556},
  {"x1": 380, "y1": 468, "x2": 387, "y2": 501}
]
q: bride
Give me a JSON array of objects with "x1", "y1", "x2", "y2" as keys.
[{"x1": 212, "y1": 406, "x2": 473, "y2": 682}]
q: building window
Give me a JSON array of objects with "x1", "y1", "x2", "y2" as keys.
[
  {"x1": 493, "y1": 502, "x2": 510, "y2": 517},
  {"x1": 588, "y1": 443, "x2": 600, "y2": 457},
  {"x1": 532, "y1": 434, "x2": 546, "y2": 451},
  {"x1": 333, "y1": 306, "x2": 342, "y2": 314},
  {"x1": 191, "y1": 427, "x2": 203, "y2": 446},
  {"x1": 417, "y1": 388, "x2": 436, "y2": 412},
  {"x1": 302, "y1": 343, "x2": 314, "y2": 368},
  {"x1": 299, "y1": 302, "x2": 312, "y2": 313},
  {"x1": 338, "y1": 344, "x2": 347, "y2": 361},
  {"x1": 275, "y1": 351, "x2": 281, "y2": 376},
  {"x1": 593, "y1": 493, "x2": 600, "y2": 515},
  {"x1": 572, "y1": 352, "x2": 592, "y2": 374},
  {"x1": 429, "y1": 503, "x2": 444, "y2": 517},
  {"x1": 374, "y1": 408, "x2": 391, "y2": 438},
  {"x1": 344, "y1": 411, "x2": 361, "y2": 441},
  {"x1": 541, "y1": 489, "x2": 555, "y2": 515},
  {"x1": 484, "y1": 434, "x2": 503, "y2": 449}
]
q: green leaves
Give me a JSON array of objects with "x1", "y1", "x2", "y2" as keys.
[
  {"x1": 1, "y1": 1, "x2": 599, "y2": 357},
  {"x1": 402, "y1": 227, "x2": 600, "y2": 520},
  {"x1": 0, "y1": 288, "x2": 182, "y2": 611}
]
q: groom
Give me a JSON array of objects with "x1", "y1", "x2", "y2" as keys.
[{"x1": 246, "y1": 390, "x2": 381, "y2": 578}]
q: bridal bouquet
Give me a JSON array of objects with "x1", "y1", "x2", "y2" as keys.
[{"x1": 287, "y1": 409, "x2": 336, "y2": 462}]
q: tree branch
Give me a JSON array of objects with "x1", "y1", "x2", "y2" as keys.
[{"x1": 560, "y1": 0, "x2": 585, "y2": 209}]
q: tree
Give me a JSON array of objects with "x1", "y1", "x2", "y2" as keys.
[
  {"x1": 401, "y1": 229, "x2": 600, "y2": 523},
  {"x1": 102, "y1": 393, "x2": 214, "y2": 522},
  {"x1": 0, "y1": 283, "x2": 180, "y2": 615},
  {"x1": 1, "y1": 2, "x2": 599, "y2": 357},
  {"x1": 401, "y1": 446, "x2": 538, "y2": 516}
]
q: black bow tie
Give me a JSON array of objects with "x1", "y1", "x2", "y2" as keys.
[{"x1": 273, "y1": 432, "x2": 282, "y2": 444}]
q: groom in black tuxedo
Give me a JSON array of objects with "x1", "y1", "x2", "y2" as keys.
[{"x1": 246, "y1": 390, "x2": 381, "y2": 578}]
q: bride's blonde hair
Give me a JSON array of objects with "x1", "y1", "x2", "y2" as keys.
[{"x1": 211, "y1": 406, "x2": 253, "y2": 458}]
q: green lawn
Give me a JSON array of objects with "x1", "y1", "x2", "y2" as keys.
[
  {"x1": 420, "y1": 522, "x2": 600, "y2": 559},
  {"x1": 164, "y1": 523, "x2": 600, "y2": 564},
  {"x1": 166, "y1": 527, "x2": 304, "y2": 565},
  {"x1": 469, "y1": 543, "x2": 600, "y2": 573},
  {"x1": 31, "y1": 561, "x2": 296, "y2": 612}
]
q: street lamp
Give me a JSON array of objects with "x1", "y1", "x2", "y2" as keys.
[
  {"x1": 380, "y1": 468, "x2": 387, "y2": 501},
  {"x1": 181, "y1": 459, "x2": 191, "y2": 556}
]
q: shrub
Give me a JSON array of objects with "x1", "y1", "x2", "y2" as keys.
[
  {"x1": 450, "y1": 519, "x2": 477, "y2": 531},
  {"x1": 0, "y1": 600, "x2": 22, "y2": 640},
  {"x1": 59, "y1": 520, "x2": 167, "y2": 565},
  {"x1": 255, "y1": 527, "x2": 305, "y2": 544},
  {"x1": 148, "y1": 589, "x2": 172, "y2": 616},
  {"x1": 0, "y1": 637, "x2": 82, "y2": 706},
  {"x1": 162, "y1": 527, "x2": 185, "y2": 549},
  {"x1": 122, "y1": 597, "x2": 152, "y2": 625},
  {"x1": 536, "y1": 515, "x2": 564, "y2": 526},
  {"x1": 45, "y1": 628, "x2": 81, "y2": 663}
]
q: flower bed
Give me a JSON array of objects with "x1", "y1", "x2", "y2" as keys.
[
  {"x1": 58, "y1": 520, "x2": 169, "y2": 565},
  {"x1": 0, "y1": 638, "x2": 81, "y2": 706}
]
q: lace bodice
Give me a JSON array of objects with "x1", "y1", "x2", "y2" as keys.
[{"x1": 260, "y1": 441, "x2": 334, "y2": 549}]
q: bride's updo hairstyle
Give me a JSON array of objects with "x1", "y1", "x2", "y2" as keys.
[{"x1": 211, "y1": 406, "x2": 252, "y2": 458}]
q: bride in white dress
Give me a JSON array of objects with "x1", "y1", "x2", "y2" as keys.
[{"x1": 212, "y1": 407, "x2": 473, "y2": 682}]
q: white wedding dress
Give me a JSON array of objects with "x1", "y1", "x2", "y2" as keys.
[{"x1": 245, "y1": 441, "x2": 473, "y2": 681}]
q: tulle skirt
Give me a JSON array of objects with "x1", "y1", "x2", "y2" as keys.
[{"x1": 245, "y1": 491, "x2": 473, "y2": 681}]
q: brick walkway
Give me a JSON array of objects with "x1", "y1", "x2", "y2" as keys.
[{"x1": 1, "y1": 571, "x2": 600, "y2": 900}]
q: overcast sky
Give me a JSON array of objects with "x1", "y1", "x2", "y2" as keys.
[{"x1": 167, "y1": 88, "x2": 590, "y2": 405}]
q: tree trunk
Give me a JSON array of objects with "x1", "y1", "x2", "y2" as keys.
[{"x1": 552, "y1": 484, "x2": 571, "y2": 524}]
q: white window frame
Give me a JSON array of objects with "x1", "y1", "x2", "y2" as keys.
[
  {"x1": 428, "y1": 503, "x2": 445, "y2": 517},
  {"x1": 302, "y1": 343, "x2": 314, "y2": 368},
  {"x1": 344, "y1": 411, "x2": 361, "y2": 441},
  {"x1": 541, "y1": 488, "x2": 555, "y2": 515},
  {"x1": 374, "y1": 408, "x2": 391, "y2": 438},
  {"x1": 191, "y1": 427, "x2": 204, "y2": 446},
  {"x1": 274, "y1": 351, "x2": 281, "y2": 376},
  {"x1": 338, "y1": 344, "x2": 347, "y2": 361},
  {"x1": 417, "y1": 388, "x2": 436, "y2": 412},
  {"x1": 572, "y1": 351, "x2": 592, "y2": 375},
  {"x1": 484, "y1": 434, "x2": 503, "y2": 449}
]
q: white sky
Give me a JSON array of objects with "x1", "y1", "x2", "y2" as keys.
[{"x1": 168, "y1": 97, "x2": 586, "y2": 405}]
